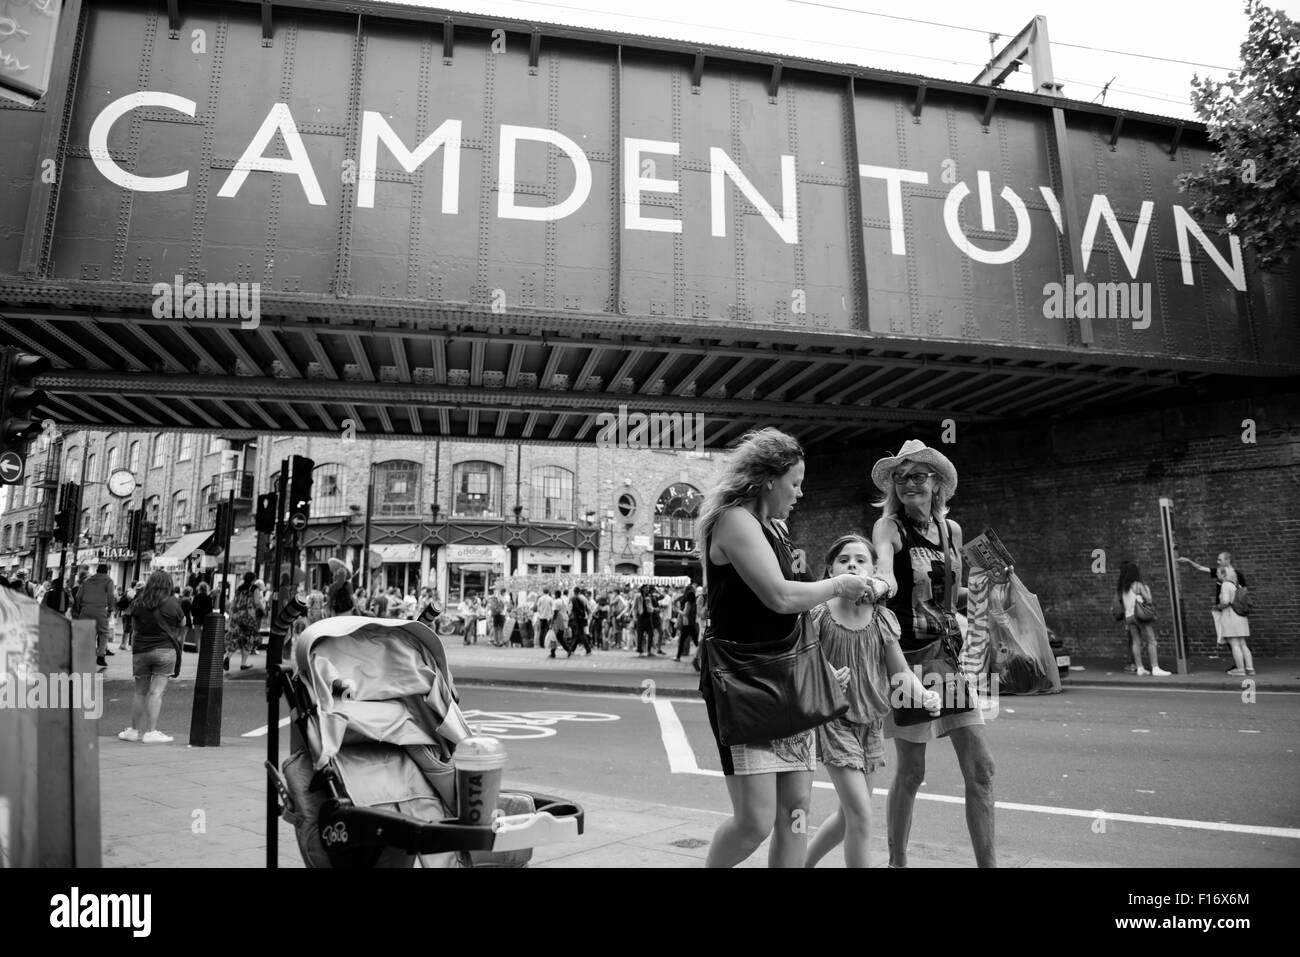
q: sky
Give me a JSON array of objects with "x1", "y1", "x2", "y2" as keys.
[{"x1": 378, "y1": 0, "x2": 1298, "y2": 120}]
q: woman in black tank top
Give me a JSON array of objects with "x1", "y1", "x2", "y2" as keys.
[
  {"x1": 697, "y1": 428, "x2": 871, "y2": 868},
  {"x1": 870, "y1": 440, "x2": 997, "y2": 868}
]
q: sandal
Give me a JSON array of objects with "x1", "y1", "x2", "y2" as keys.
[{"x1": 240, "y1": 664, "x2": 254, "y2": 671}]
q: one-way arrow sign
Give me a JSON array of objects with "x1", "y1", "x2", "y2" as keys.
[{"x1": 0, "y1": 449, "x2": 24, "y2": 484}]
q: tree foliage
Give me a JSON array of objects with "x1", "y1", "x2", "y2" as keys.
[{"x1": 1178, "y1": 0, "x2": 1300, "y2": 271}]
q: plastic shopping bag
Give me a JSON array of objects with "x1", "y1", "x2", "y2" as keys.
[{"x1": 990, "y1": 573, "x2": 1061, "y2": 694}]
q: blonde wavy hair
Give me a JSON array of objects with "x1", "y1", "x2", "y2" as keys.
[{"x1": 696, "y1": 428, "x2": 803, "y2": 556}]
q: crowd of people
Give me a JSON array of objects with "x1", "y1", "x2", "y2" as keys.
[{"x1": 296, "y1": 571, "x2": 707, "y2": 663}]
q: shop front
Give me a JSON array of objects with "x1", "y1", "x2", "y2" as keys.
[
  {"x1": 442, "y1": 543, "x2": 507, "y2": 605},
  {"x1": 98, "y1": 544, "x2": 140, "y2": 588},
  {"x1": 521, "y1": 546, "x2": 576, "y2": 576},
  {"x1": 653, "y1": 535, "x2": 701, "y2": 584},
  {"x1": 371, "y1": 542, "x2": 423, "y2": 595}
]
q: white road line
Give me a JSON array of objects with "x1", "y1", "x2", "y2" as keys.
[
  {"x1": 652, "y1": 700, "x2": 1300, "y2": 840},
  {"x1": 1062, "y1": 683, "x2": 1299, "y2": 696},
  {"x1": 242, "y1": 717, "x2": 291, "y2": 738}
]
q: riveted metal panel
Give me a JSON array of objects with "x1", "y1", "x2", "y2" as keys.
[{"x1": 1, "y1": 0, "x2": 1295, "y2": 379}]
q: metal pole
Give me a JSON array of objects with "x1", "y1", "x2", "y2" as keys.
[
  {"x1": 219, "y1": 490, "x2": 235, "y2": 610},
  {"x1": 266, "y1": 459, "x2": 288, "y2": 869},
  {"x1": 1158, "y1": 497, "x2": 1189, "y2": 675},
  {"x1": 362, "y1": 463, "x2": 374, "y2": 597}
]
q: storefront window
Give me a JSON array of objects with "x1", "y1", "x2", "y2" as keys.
[
  {"x1": 452, "y1": 461, "x2": 502, "y2": 517},
  {"x1": 532, "y1": 466, "x2": 574, "y2": 522},
  {"x1": 376, "y1": 461, "x2": 421, "y2": 517}
]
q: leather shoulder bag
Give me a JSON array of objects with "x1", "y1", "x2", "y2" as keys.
[
  {"x1": 893, "y1": 517, "x2": 976, "y2": 726},
  {"x1": 698, "y1": 527, "x2": 848, "y2": 747}
]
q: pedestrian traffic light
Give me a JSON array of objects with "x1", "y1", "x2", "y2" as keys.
[
  {"x1": 141, "y1": 521, "x2": 157, "y2": 553},
  {"x1": 127, "y1": 509, "x2": 141, "y2": 550},
  {"x1": 287, "y1": 455, "x2": 315, "y2": 525},
  {"x1": 0, "y1": 349, "x2": 50, "y2": 481},
  {"x1": 255, "y1": 491, "x2": 278, "y2": 533}
]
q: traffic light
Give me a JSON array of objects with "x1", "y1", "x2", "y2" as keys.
[
  {"x1": 141, "y1": 521, "x2": 157, "y2": 553},
  {"x1": 127, "y1": 509, "x2": 142, "y2": 551},
  {"x1": 0, "y1": 348, "x2": 50, "y2": 483},
  {"x1": 53, "y1": 481, "x2": 80, "y2": 543},
  {"x1": 255, "y1": 491, "x2": 278, "y2": 533},
  {"x1": 213, "y1": 501, "x2": 232, "y2": 544},
  {"x1": 287, "y1": 455, "x2": 315, "y2": 525}
]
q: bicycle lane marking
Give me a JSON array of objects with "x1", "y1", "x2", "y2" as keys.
[{"x1": 652, "y1": 699, "x2": 1300, "y2": 837}]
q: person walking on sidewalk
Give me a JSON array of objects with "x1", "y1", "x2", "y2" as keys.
[
  {"x1": 74, "y1": 563, "x2": 116, "y2": 671},
  {"x1": 1117, "y1": 562, "x2": 1170, "y2": 676},
  {"x1": 871, "y1": 439, "x2": 997, "y2": 868},
  {"x1": 118, "y1": 570, "x2": 185, "y2": 744},
  {"x1": 675, "y1": 583, "x2": 698, "y2": 661},
  {"x1": 568, "y1": 587, "x2": 593, "y2": 655},
  {"x1": 225, "y1": 572, "x2": 263, "y2": 671},
  {"x1": 535, "y1": 590, "x2": 554, "y2": 652},
  {"x1": 698, "y1": 427, "x2": 871, "y2": 868},
  {"x1": 1213, "y1": 567, "x2": 1255, "y2": 676}
]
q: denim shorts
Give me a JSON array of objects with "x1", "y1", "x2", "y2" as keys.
[{"x1": 133, "y1": 647, "x2": 177, "y2": 678}]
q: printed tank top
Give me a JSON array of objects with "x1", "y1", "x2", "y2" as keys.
[
  {"x1": 705, "y1": 510, "x2": 800, "y2": 645},
  {"x1": 883, "y1": 515, "x2": 962, "y2": 652}
]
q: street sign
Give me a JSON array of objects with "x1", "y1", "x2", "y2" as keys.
[
  {"x1": 0, "y1": 449, "x2": 24, "y2": 484},
  {"x1": 289, "y1": 513, "x2": 307, "y2": 531}
]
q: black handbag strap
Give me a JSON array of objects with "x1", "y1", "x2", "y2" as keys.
[{"x1": 936, "y1": 516, "x2": 957, "y2": 616}]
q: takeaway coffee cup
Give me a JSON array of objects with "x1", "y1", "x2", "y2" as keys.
[{"x1": 456, "y1": 735, "x2": 507, "y2": 827}]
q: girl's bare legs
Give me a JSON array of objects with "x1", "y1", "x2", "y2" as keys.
[{"x1": 807, "y1": 765, "x2": 874, "y2": 867}]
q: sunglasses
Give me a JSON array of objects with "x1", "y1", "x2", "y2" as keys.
[{"x1": 892, "y1": 471, "x2": 936, "y2": 487}]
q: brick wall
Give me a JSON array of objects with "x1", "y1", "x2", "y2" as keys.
[{"x1": 793, "y1": 391, "x2": 1300, "y2": 658}]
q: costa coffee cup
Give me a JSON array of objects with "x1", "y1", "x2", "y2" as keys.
[{"x1": 456, "y1": 735, "x2": 507, "y2": 827}]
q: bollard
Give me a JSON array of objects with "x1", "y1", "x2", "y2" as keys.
[{"x1": 189, "y1": 612, "x2": 226, "y2": 747}]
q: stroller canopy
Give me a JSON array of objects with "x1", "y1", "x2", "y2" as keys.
[{"x1": 293, "y1": 616, "x2": 472, "y2": 769}]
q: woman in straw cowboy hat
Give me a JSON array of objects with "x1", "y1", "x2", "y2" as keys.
[{"x1": 871, "y1": 439, "x2": 997, "y2": 867}]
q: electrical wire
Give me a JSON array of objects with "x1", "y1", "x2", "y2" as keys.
[
  {"x1": 786, "y1": 0, "x2": 1236, "y2": 70},
  {"x1": 446, "y1": 0, "x2": 1205, "y2": 108}
]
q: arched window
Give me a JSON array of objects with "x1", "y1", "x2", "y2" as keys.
[
  {"x1": 105, "y1": 443, "x2": 120, "y2": 476},
  {"x1": 85, "y1": 453, "x2": 97, "y2": 484},
  {"x1": 177, "y1": 433, "x2": 194, "y2": 461},
  {"x1": 65, "y1": 446, "x2": 80, "y2": 478},
  {"x1": 172, "y1": 491, "x2": 189, "y2": 533},
  {"x1": 128, "y1": 441, "x2": 141, "y2": 474},
  {"x1": 14, "y1": 522, "x2": 23, "y2": 548},
  {"x1": 145, "y1": 495, "x2": 160, "y2": 525},
  {"x1": 452, "y1": 461, "x2": 502, "y2": 518},
  {"x1": 313, "y1": 463, "x2": 345, "y2": 516},
  {"x1": 655, "y1": 483, "x2": 703, "y2": 541},
  {"x1": 151, "y1": 434, "x2": 166, "y2": 468},
  {"x1": 531, "y1": 466, "x2": 574, "y2": 522},
  {"x1": 375, "y1": 460, "x2": 422, "y2": 516},
  {"x1": 119, "y1": 501, "x2": 132, "y2": 538},
  {"x1": 99, "y1": 504, "x2": 113, "y2": 539},
  {"x1": 2, "y1": 526, "x2": 10, "y2": 550}
]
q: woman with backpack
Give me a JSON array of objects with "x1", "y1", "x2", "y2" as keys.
[
  {"x1": 1116, "y1": 562, "x2": 1169, "y2": 676},
  {"x1": 1214, "y1": 567, "x2": 1254, "y2": 676}
]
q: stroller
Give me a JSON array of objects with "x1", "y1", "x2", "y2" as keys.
[{"x1": 267, "y1": 615, "x2": 584, "y2": 867}]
